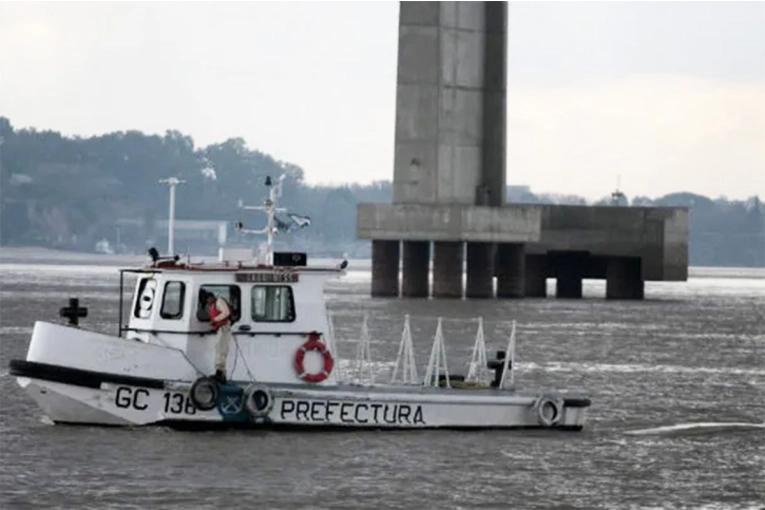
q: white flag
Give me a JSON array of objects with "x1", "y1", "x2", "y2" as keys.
[{"x1": 288, "y1": 213, "x2": 311, "y2": 229}]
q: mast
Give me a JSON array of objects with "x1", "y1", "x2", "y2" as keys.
[
  {"x1": 159, "y1": 177, "x2": 186, "y2": 255},
  {"x1": 237, "y1": 175, "x2": 287, "y2": 265}
]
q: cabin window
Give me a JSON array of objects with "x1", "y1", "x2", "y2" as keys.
[
  {"x1": 133, "y1": 277, "x2": 157, "y2": 319},
  {"x1": 160, "y1": 281, "x2": 186, "y2": 320},
  {"x1": 251, "y1": 286, "x2": 295, "y2": 322},
  {"x1": 197, "y1": 285, "x2": 242, "y2": 323}
]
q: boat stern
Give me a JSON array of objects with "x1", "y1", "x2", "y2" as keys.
[{"x1": 559, "y1": 397, "x2": 590, "y2": 431}]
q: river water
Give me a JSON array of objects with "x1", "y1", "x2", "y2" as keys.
[{"x1": 0, "y1": 260, "x2": 763, "y2": 509}]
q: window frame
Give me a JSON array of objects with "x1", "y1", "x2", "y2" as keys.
[
  {"x1": 196, "y1": 285, "x2": 242, "y2": 323},
  {"x1": 250, "y1": 285, "x2": 296, "y2": 323},
  {"x1": 160, "y1": 281, "x2": 186, "y2": 320},
  {"x1": 133, "y1": 277, "x2": 158, "y2": 319}
]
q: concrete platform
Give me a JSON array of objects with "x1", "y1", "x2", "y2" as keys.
[
  {"x1": 531, "y1": 204, "x2": 688, "y2": 282},
  {"x1": 356, "y1": 202, "x2": 689, "y2": 299},
  {"x1": 357, "y1": 203, "x2": 541, "y2": 243}
]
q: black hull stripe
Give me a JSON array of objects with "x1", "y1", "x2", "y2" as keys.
[
  {"x1": 564, "y1": 398, "x2": 591, "y2": 408},
  {"x1": 8, "y1": 360, "x2": 165, "y2": 390},
  {"x1": 53, "y1": 420, "x2": 585, "y2": 432},
  {"x1": 8, "y1": 359, "x2": 590, "y2": 409}
]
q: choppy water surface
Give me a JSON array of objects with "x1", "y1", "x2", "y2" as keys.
[{"x1": 0, "y1": 262, "x2": 763, "y2": 509}]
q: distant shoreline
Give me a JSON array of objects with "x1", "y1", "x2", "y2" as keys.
[
  {"x1": 0, "y1": 247, "x2": 150, "y2": 266},
  {"x1": 0, "y1": 246, "x2": 761, "y2": 278}
]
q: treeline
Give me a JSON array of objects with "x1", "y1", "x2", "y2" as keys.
[{"x1": 1, "y1": 117, "x2": 763, "y2": 267}]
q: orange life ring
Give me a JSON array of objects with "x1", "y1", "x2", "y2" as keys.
[{"x1": 294, "y1": 332, "x2": 334, "y2": 384}]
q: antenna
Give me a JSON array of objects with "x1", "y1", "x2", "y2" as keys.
[
  {"x1": 158, "y1": 177, "x2": 186, "y2": 255},
  {"x1": 611, "y1": 174, "x2": 625, "y2": 206},
  {"x1": 236, "y1": 174, "x2": 288, "y2": 265}
]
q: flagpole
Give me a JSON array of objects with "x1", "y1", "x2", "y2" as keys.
[{"x1": 159, "y1": 177, "x2": 186, "y2": 255}]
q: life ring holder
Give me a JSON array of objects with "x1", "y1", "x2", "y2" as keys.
[
  {"x1": 294, "y1": 332, "x2": 334, "y2": 384},
  {"x1": 534, "y1": 395, "x2": 564, "y2": 427},
  {"x1": 243, "y1": 384, "x2": 275, "y2": 419}
]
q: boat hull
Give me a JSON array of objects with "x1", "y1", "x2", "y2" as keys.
[
  {"x1": 11, "y1": 321, "x2": 590, "y2": 430},
  {"x1": 12, "y1": 363, "x2": 589, "y2": 430}
]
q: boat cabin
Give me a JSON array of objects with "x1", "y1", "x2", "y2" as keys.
[{"x1": 119, "y1": 251, "x2": 345, "y2": 385}]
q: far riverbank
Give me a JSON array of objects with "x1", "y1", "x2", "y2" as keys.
[{"x1": 1, "y1": 246, "x2": 761, "y2": 279}]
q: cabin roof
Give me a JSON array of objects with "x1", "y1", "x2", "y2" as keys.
[{"x1": 119, "y1": 261, "x2": 345, "y2": 276}]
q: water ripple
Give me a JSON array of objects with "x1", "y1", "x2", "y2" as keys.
[{"x1": 1, "y1": 264, "x2": 763, "y2": 509}]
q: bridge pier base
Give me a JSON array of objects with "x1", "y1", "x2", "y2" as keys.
[
  {"x1": 524, "y1": 255, "x2": 547, "y2": 297},
  {"x1": 371, "y1": 240, "x2": 400, "y2": 297},
  {"x1": 496, "y1": 243, "x2": 525, "y2": 298},
  {"x1": 433, "y1": 241, "x2": 464, "y2": 298},
  {"x1": 557, "y1": 273, "x2": 583, "y2": 299},
  {"x1": 606, "y1": 257, "x2": 644, "y2": 300},
  {"x1": 466, "y1": 242, "x2": 495, "y2": 298},
  {"x1": 402, "y1": 241, "x2": 430, "y2": 298}
]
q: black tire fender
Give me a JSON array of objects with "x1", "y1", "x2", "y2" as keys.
[
  {"x1": 189, "y1": 377, "x2": 219, "y2": 411},
  {"x1": 243, "y1": 384, "x2": 274, "y2": 419}
]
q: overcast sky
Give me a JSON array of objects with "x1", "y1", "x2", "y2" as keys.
[{"x1": 1, "y1": 1, "x2": 763, "y2": 201}]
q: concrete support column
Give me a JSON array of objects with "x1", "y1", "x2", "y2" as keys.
[
  {"x1": 524, "y1": 255, "x2": 547, "y2": 297},
  {"x1": 557, "y1": 273, "x2": 583, "y2": 299},
  {"x1": 371, "y1": 240, "x2": 400, "y2": 297},
  {"x1": 496, "y1": 243, "x2": 525, "y2": 298},
  {"x1": 466, "y1": 242, "x2": 494, "y2": 298},
  {"x1": 480, "y1": 1, "x2": 508, "y2": 207},
  {"x1": 401, "y1": 241, "x2": 430, "y2": 298},
  {"x1": 606, "y1": 257, "x2": 645, "y2": 300},
  {"x1": 432, "y1": 241, "x2": 463, "y2": 298},
  {"x1": 391, "y1": 2, "x2": 508, "y2": 206},
  {"x1": 554, "y1": 252, "x2": 585, "y2": 299}
]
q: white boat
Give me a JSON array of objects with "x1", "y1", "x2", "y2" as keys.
[
  {"x1": 9, "y1": 176, "x2": 590, "y2": 430},
  {"x1": 94, "y1": 238, "x2": 114, "y2": 254}
]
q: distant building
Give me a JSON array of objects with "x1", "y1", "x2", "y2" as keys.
[
  {"x1": 153, "y1": 219, "x2": 228, "y2": 246},
  {"x1": 610, "y1": 190, "x2": 629, "y2": 206},
  {"x1": 506, "y1": 185, "x2": 531, "y2": 194},
  {"x1": 10, "y1": 173, "x2": 33, "y2": 185},
  {"x1": 114, "y1": 218, "x2": 228, "y2": 255},
  {"x1": 506, "y1": 184, "x2": 536, "y2": 203}
]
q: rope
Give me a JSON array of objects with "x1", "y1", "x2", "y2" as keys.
[
  {"x1": 148, "y1": 333, "x2": 207, "y2": 378},
  {"x1": 149, "y1": 331, "x2": 256, "y2": 384},
  {"x1": 233, "y1": 334, "x2": 257, "y2": 383},
  {"x1": 230, "y1": 337, "x2": 238, "y2": 376}
]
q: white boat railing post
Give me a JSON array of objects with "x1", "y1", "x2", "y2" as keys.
[
  {"x1": 440, "y1": 319, "x2": 450, "y2": 388},
  {"x1": 423, "y1": 317, "x2": 450, "y2": 388},
  {"x1": 466, "y1": 317, "x2": 491, "y2": 385},
  {"x1": 406, "y1": 316, "x2": 418, "y2": 383},
  {"x1": 498, "y1": 320, "x2": 517, "y2": 390},
  {"x1": 159, "y1": 177, "x2": 186, "y2": 256},
  {"x1": 423, "y1": 319, "x2": 437, "y2": 386},
  {"x1": 391, "y1": 314, "x2": 418, "y2": 385},
  {"x1": 354, "y1": 312, "x2": 374, "y2": 385}
]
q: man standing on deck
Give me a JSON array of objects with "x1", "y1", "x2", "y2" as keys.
[{"x1": 205, "y1": 291, "x2": 232, "y2": 384}]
